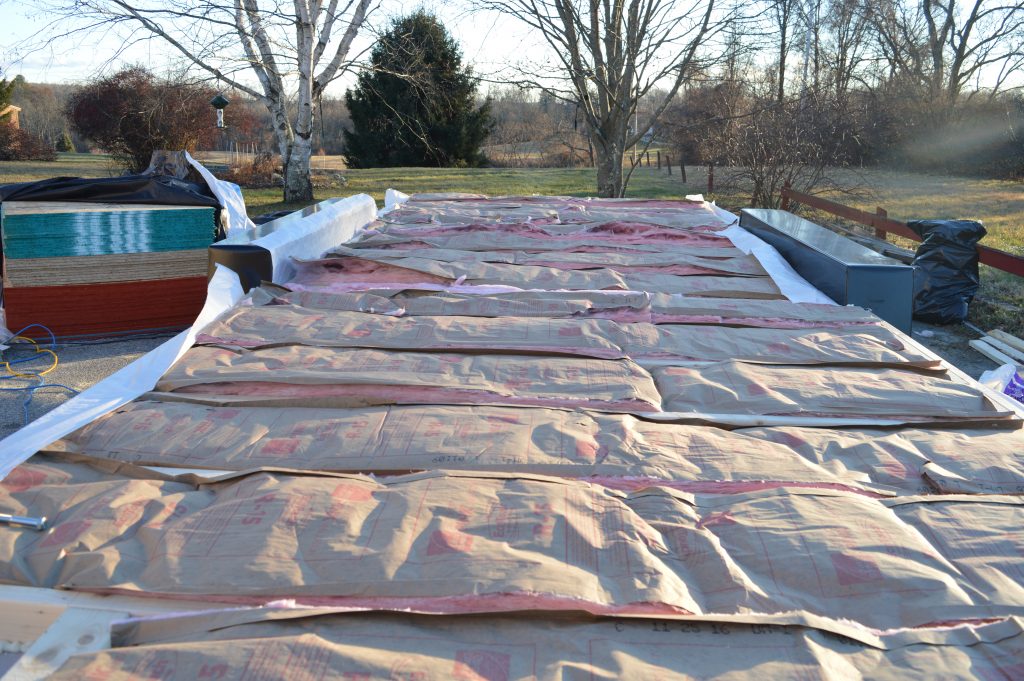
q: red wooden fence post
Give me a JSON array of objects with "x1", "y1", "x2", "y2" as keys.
[
  {"x1": 875, "y1": 207, "x2": 888, "y2": 240},
  {"x1": 781, "y1": 181, "x2": 791, "y2": 211}
]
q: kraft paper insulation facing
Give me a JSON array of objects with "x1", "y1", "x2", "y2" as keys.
[
  {"x1": 50, "y1": 610, "x2": 1024, "y2": 680},
  {"x1": 4, "y1": 457, "x2": 1024, "y2": 632},
  {"x1": 50, "y1": 402, "x2": 1024, "y2": 495},
  {"x1": 3, "y1": 192, "x2": 1024, "y2": 679},
  {"x1": 268, "y1": 288, "x2": 877, "y2": 327},
  {"x1": 194, "y1": 304, "x2": 938, "y2": 367}
]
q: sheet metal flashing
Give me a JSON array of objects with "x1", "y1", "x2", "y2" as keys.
[{"x1": 739, "y1": 208, "x2": 914, "y2": 331}]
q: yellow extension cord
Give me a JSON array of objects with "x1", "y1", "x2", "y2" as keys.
[{"x1": 2, "y1": 335, "x2": 58, "y2": 378}]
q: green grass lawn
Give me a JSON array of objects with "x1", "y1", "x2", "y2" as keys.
[
  {"x1": 0, "y1": 153, "x2": 120, "y2": 183},
  {"x1": 243, "y1": 165, "x2": 718, "y2": 216},
  {"x1": 3, "y1": 152, "x2": 1021, "y2": 333},
  {"x1": 4, "y1": 155, "x2": 1018, "y2": 253}
]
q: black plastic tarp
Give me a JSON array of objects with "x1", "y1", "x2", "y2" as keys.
[
  {"x1": 0, "y1": 174, "x2": 220, "y2": 210},
  {"x1": 908, "y1": 219, "x2": 986, "y2": 324}
]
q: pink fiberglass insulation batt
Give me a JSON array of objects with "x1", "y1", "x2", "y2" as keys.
[
  {"x1": 5, "y1": 459, "x2": 1024, "y2": 631},
  {"x1": 653, "y1": 361, "x2": 1010, "y2": 421},
  {"x1": 287, "y1": 257, "x2": 785, "y2": 299},
  {"x1": 349, "y1": 228, "x2": 739, "y2": 252},
  {"x1": 57, "y1": 401, "x2": 1024, "y2": 494},
  {"x1": 367, "y1": 221, "x2": 726, "y2": 241},
  {"x1": 270, "y1": 289, "x2": 881, "y2": 329},
  {"x1": 196, "y1": 305, "x2": 938, "y2": 369},
  {"x1": 379, "y1": 200, "x2": 732, "y2": 229},
  {"x1": 271, "y1": 289, "x2": 654, "y2": 323},
  {"x1": 48, "y1": 609, "x2": 1024, "y2": 681},
  {"x1": 157, "y1": 346, "x2": 663, "y2": 413},
  {"x1": 51, "y1": 401, "x2": 950, "y2": 491},
  {"x1": 326, "y1": 245, "x2": 769, "y2": 278},
  {"x1": 195, "y1": 306, "x2": 630, "y2": 359}
]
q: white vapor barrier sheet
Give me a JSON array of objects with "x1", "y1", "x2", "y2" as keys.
[
  {"x1": 256, "y1": 194, "x2": 376, "y2": 284},
  {"x1": 384, "y1": 188, "x2": 410, "y2": 211},
  {"x1": 709, "y1": 204, "x2": 835, "y2": 306},
  {"x1": 184, "y1": 151, "x2": 257, "y2": 236},
  {"x1": 0, "y1": 265, "x2": 245, "y2": 481}
]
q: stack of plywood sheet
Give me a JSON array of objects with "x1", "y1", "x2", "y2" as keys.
[
  {"x1": 0, "y1": 201, "x2": 215, "y2": 337},
  {"x1": 4, "y1": 193, "x2": 1024, "y2": 680}
]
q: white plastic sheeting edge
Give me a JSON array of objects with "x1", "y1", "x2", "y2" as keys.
[
  {"x1": 720, "y1": 224, "x2": 835, "y2": 305},
  {"x1": 384, "y1": 188, "x2": 410, "y2": 211},
  {"x1": 709, "y1": 202, "x2": 835, "y2": 305},
  {"x1": 255, "y1": 194, "x2": 376, "y2": 285},
  {"x1": 0, "y1": 265, "x2": 246, "y2": 481},
  {"x1": 184, "y1": 152, "x2": 257, "y2": 236}
]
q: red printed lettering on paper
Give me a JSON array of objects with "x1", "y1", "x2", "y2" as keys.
[
  {"x1": 746, "y1": 383, "x2": 770, "y2": 396},
  {"x1": 454, "y1": 650, "x2": 511, "y2": 681},
  {"x1": 282, "y1": 496, "x2": 312, "y2": 525},
  {"x1": 389, "y1": 658, "x2": 427, "y2": 681},
  {"x1": 831, "y1": 553, "x2": 883, "y2": 586},
  {"x1": 114, "y1": 500, "x2": 147, "y2": 529},
  {"x1": 198, "y1": 662, "x2": 229, "y2": 679},
  {"x1": 427, "y1": 529, "x2": 475, "y2": 555},
  {"x1": 574, "y1": 440, "x2": 599, "y2": 462},
  {"x1": 1, "y1": 466, "x2": 48, "y2": 493},
  {"x1": 38, "y1": 519, "x2": 93, "y2": 549},
  {"x1": 697, "y1": 512, "x2": 737, "y2": 530},
  {"x1": 487, "y1": 505, "x2": 520, "y2": 541},
  {"x1": 133, "y1": 651, "x2": 177, "y2": 680},
  {"x1": 259, "y1": 438, "x2": 301, "y2": 457},
  {"x1": 332, "y1": 483, "x2": 375, "y2": 503}
]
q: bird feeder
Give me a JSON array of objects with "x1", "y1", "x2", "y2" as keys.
[{"x1": 210, "y1": 93, "x2": 230, "y2": 128}]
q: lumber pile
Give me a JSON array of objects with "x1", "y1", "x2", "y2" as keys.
[
  {"x1": 970, "y1": 328, "x2": 1024, "y2": 368},
  {"x1": 0, "y1": 201, "x2": 215, "y2": 337}
]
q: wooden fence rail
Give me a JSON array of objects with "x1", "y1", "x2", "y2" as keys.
[{"x1": 780, "y1": 182, "x2": 1024, "y2": 278}]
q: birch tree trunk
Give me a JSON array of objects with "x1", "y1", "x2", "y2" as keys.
[{"x1": 34, "y1": 0, "x2": 373, "y2": 204}]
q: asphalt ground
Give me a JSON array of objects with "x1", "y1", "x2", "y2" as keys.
[{"x1": 0, "y1": 333, "x2": 172, "y2": 441}]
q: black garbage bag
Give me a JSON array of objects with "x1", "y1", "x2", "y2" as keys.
[{"x1": 908, "y1": 219, "x2": 986, "y2": 324}]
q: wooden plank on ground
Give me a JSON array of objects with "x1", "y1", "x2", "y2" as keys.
[
  {"x1": 988, "y1": 329, "x2": 1024, "y2": 356},
  {"x1": 981, "y1": 336, "x2": 1024, "y2": 365},
  {"x1": 969, "y1": 339, "x2": 1017, "y2": 367}
]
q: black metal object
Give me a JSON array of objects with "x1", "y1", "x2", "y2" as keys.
[
  {"x1": 739, "y1": 209, "x2": 914, "y2": 332},
  {"x1": 208, "y1": 198, "x2": 346, "y2": 291}
]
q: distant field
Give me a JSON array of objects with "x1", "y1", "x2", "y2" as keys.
[
  {"x1": 2, "y1": 153, "x2": 1020, "y2": 254},
  {"x1": 3, "y1": 154, "x2": 1017, "y2": 236},
  {"x1": 2, "y1": 152, "x2": 1021, "y2": 334}
]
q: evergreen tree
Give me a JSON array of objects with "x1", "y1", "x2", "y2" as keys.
[
  {"x1": 343, "y1": 12, "x2": 492, "y2": 168},
  {"x1": 0, "y1": 73, "x2": 17, "y2": 122},
  {"x1": 57, "y1": 130, "x2": 74, "y2": 152}
]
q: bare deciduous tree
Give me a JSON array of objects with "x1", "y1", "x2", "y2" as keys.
[
  {"x1": 476, "y1": 0, "x2": 730, "y2": 197},
  {"x1": 22, "y1": 0, "x2": 374, "y2": 201},
  {"x1": 865, "y1": 0, "x2": 1024, "y2": 105}
]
